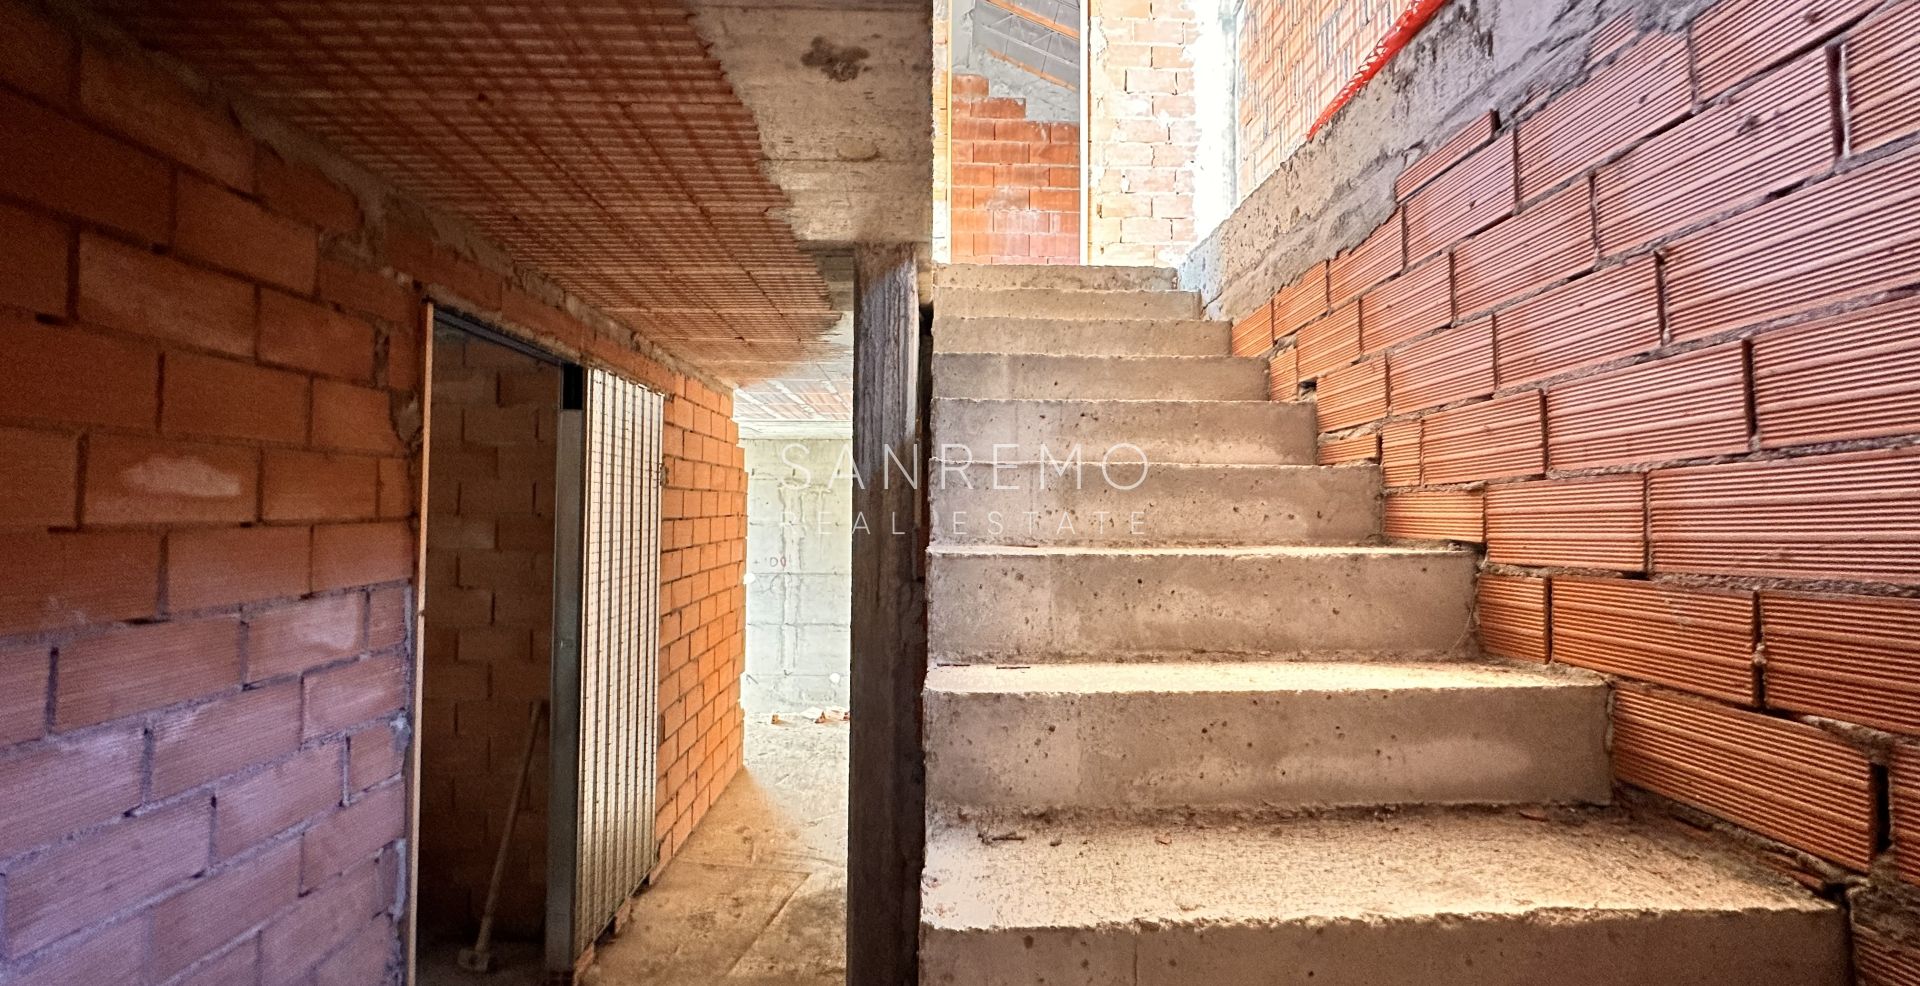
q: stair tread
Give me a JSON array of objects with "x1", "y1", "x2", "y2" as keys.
[
  {"x1": 921, "y1": 807, "x2": 1832, "y2": 931},
  {"x1": 933, "y1": 318, "x2": 1229, "y2": 356},
  {"x1": 941, "y1": 287, "x2": 1197, "y2": 298},
  {"x1": 933, "y1": 316, "x2": 1222, "y2": 329},
  {"x1": 938, "y1": 285, "x2": 1201, "y2": 320},
  {"x1": 938, "y1": 397, "x2": 1279, "y2": 405},
  {"x1": 928, "y1": 459, "x2": 1372, "y2": 471},
  {"x1": 934, "y1": 353, "x2": 1268, "y2": 401},
  {"x1": 936, "y1": 397, "x2": 1288, "y2": 408},
  {"x1": 939, "y1": 352, "x2": 1261, "y2": 364},
  {"x1": 930, "y1": 399, "x2": 1318, "y2": 464},
  {"x1": 924, "y1": 659, "x2": 1601, "y2": 696},
  {"x1": 935, "y1": 263, "x2": 1178, "y2": 291},
  {"x1": 929, "y1": 543, "x2": 1467, "y2": 558}
]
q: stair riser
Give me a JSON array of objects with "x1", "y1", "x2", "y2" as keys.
[
  {"x1": 924, "y1": 684, "x2": 1611, "y2": 809},
  {"x1": 939, "y1": 288, "x2": 1201, "y2": 320},
  {"x1": 935, "y1": 265, "x2": 1179, "y2": 293},
  {"x1": 933, "y1": 317, "x2": 1231, "y2": 357},
  {"x1": 934, "y1": 354, "x2": 1269, "y2": 401},
  {"x1": 922, "y1": 910, "x2": 1846, "y2": 986},
  {"x1": 932, "y1": 399, "x2": 1317, "y2": 466},
  {"x1": 929, "y1": 463, "x2": 1382, "y2": 545},
  {"x1": 927, "y1": 550, "x2": 1477, "y2": 660}
]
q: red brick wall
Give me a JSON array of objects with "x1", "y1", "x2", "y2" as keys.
[
  {"x1": 950, "y1": 74, "x2": 1080, "y2": 265},
  {"x1": 654, "y1": 379, "x2": 747, "y2": 867},
  {"x1": 0, "y1": 1, "x2": 746, "y2": 980},
  {"x1": 1088, "y1": 0, "x2": 1199, "y2": 265},
  {"x1": 419, "y1": 337, "x2": 558, "y2": 939},
  {"x1": 1231, "y1": 0, "x2": 1920, "y2": 942},
  {"x1": 1897, "y1": 743, "x2": 1920, "y2": 890}
]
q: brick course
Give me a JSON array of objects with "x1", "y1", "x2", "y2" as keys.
[
  {"x1": 1225, "y1": 0, "x2": 1920, "y2": 943},
  {"x1": 949, "y1": 75, "x2": 1080, "y2": 265},
  {"x1": 1897, "y1": 745, "x2": 1920, "y2": 888}
]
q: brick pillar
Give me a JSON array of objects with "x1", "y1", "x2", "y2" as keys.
[{"x1": 1087, "y1": 0, "x2": 1200, "y2": 265}]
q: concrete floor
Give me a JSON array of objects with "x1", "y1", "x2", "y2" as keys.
[
  {"x1": 417, "y1": 715, "x2": 847, "y2": 986},
  {"x1": 589, "y1": 715, "x2": 847, "y2": 985},
  {"x1": 419, "y1": 939, "x2": 543, "y2": 986}
]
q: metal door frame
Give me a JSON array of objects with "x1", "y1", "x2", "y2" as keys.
[
  {"x1": 419, "y1": 309, "x2": 666, "y2": 980},
  {"x1": 546, "y1": 364, "x2": 586, "y2": 975},
  {"x1": 417, "y1": 308, "x2": 575, "y2": 981}
]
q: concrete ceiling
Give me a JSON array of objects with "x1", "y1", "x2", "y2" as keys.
[
  {"x1": 688, "y1": 0, "x2": 933, "y2": 425},
  {"x1": 690, "y1": 0, "x2": 932, "y2": 246}
]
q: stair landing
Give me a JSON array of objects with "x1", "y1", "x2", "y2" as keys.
[{"x1": 922, "y1": 807, "x2": 1845, "y2": 986}]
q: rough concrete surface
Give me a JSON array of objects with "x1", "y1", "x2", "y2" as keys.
[
  {"x1": 933, "y1": 317, "x2": 1231, "y2": 357},
  {"x1": 930, "y1": 461, "x2": 1383, "y2": 545},
  {"x1": 933, "y1": 353, "x2": 1270, "y2": 401},
  {"x1": 419, "y1": 939, "x2": 544, "y2": 986},
  {"x1": 686, "y1": 0, "x2": 931, "y2": 247},
  {"x1": 939, "y1": 287, "x2": 1202, "y2": 321},
  {"x1": 921, "y1": 807, "x2": 1846, "y2": 986},
  {"x1": 927, "y1": 543, "x2": 1478, "y2": 660},
  {"x1": 935, "y1": 265, "x2": 1181, "y2": 292},
  {"x1": 932, "y1": 398, "x2": 1318, "y2": 465},
  {"x1": 589, "y1": 717, "x2": 847, "y2": 986},
  {"x1": 923, "y1": 660, "x2": 1610, "y2": 808}
]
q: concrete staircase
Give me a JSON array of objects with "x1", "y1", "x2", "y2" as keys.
[{"x1": 919, "y1": 265, "x2": 1846, "y2": 986}]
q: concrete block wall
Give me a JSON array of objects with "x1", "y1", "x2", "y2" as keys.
[
  {"x1": 1211, "y1": 0, "x2": 1920, "y2": 965},
  {"x1": 950, "y1": 74, "x2": 1081, "y2": 265},
  {"x1": 743, "y1": 439, "x2": 852, "y2": 712},
  {"x1": 418, "y1": 337, "x2": 557, "y2": 939},
  {"x1": 0, "y1": 0, "x2": 747, "y2": 980},
  {"x1": 1087, "y1": 0, "x2": 1200, "y2": 264}
]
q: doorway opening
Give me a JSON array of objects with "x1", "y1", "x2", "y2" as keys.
[
  {"x1": 417, "y1": 311, "x2": 668, "y2": 984},
  {"x1": 417, "y1": 315, "x2": 564, "y2": 982}
]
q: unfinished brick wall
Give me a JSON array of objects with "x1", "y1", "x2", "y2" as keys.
[
  {"x1": 653, "y1": 379, "x2": 748, "y2": 866},
  {"x1": 1233, "y1": 0, "x2": 1408, "y2": 189},
  {"x1": 419, "y1": 337, "x2": 558, "y2": 939},
  {"x1": 1227, "y1": 0, "x2": 1920, "y2": 963},
  {"x1": 0, "y1": 0, "x2": 747, "y2": 980},
  {"x1": 950, "y1": 74, "x2": 1081, "y2": 265},
  {"x1": 1087, "y1": 0, "x2": 1199, "y2": 265}
]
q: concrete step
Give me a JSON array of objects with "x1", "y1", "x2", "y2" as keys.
[
  {"x1": 929, "y1": 462, "x2": 1381, "y2": 546},
  {"x1": 923, "y1": 660, "x2": 1610, "y2": 810},
  {"x1": 938, "y1": 287, "x2": 1202, "y2": 321},
  {"x1": 935, "y1": 264, "x2": 1180, "y2": 293},
  {"x1": 927, "y1": 544, "x2": 1476, "y2": 661},
  {"x1": 921, "y1": 808, "x2": 1845, "y2": 986},
  {"x1": 932, "y1": 316, "x2": 1231, "y2": 357},
  {"x1": 933, "y1": 353, "x2": 1268, "y2": 401},
  {"x1": 932, "y1": 398, "x2": 1317, "y2": 466}
]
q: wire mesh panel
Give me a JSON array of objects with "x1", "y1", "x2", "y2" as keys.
[{"x1": 567, "y1": 368, "x2": 665, "y2": 961}]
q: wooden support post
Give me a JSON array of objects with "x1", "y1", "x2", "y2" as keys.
[{"x1": 849, "y1": 242, "x2": 927, "y2": 986}]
